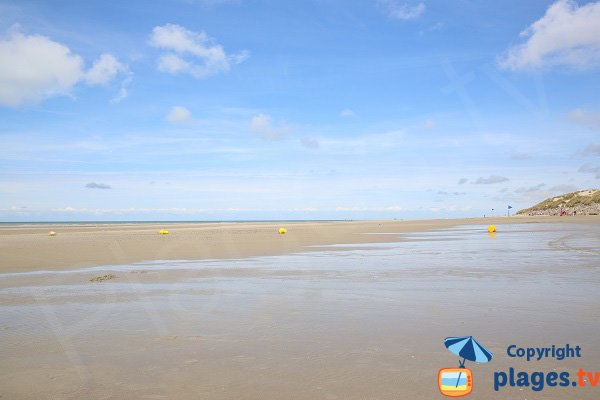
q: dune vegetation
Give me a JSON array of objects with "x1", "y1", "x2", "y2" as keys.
[{"x1": 517, "y1": 189, "x2": 600, "y2": 216}]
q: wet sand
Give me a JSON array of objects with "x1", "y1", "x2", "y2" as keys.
[
  {"x1": 1, "y1": 218, "x2": 600, "y2": 399},
  {"x1": 0, "y1": 216, "x2": 597, "y2": 272}
]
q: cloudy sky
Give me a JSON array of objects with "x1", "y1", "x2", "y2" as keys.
[{"x1": 0, "y1": 0, "x2": 599, "y2": 221}]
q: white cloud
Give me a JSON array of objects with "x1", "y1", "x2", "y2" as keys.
[
  {"x1": 340, "y1": 108, "x2": 355, "y2": 117},
  {"x1": 581, "y1": 143, "x2": 600, "y2": 156},
  {"x1": 85, "y1": 53, "x2": 124, "y2": 85},
  {"x1": 111, "y1": 87, "x2": 128, "y2": 103},
  {"x1": 548, "y1": 184, "x2": 579, "y2": 193},
  {"x1": 578, "y1": 163, "x2": 600, "y2": 178},
  {"x1": 250, "y1": 114, "x2": 269, "y2": 130},
  {"x1": 300, "y1": 137, "x2": 320, "y2": 149},
  {"x1": 568, "y1": 108, "x2": 600, "y2": 129},
  {"x1": 419, "y1": 22, "x2": 444, "y2": 36},
  {"x1": 0, "y1": 28, "x2": 126, "y2": 107},
  {"x1": 457, "y1": 178, "x2": 468, "y2": 185},
  {"x1": 510, "y1": 152, "x2": 531, "y2": 160},
  {"x1": 85, "y1": 182, "x2": 111, "y2": 189},
  {"x1": 157, "y1": 53, "x2": 191, "y2": 74},
  {"x1": 499, "y1": 0, "x2": 600, "y2": 70},
  {"x1": 111, "y1": 67, "x2": 133, "y2": 104},
  {"x1": 334, "y1": 205, "x2": 408, "y2": 212},
  {"x1": 473, "y1": 175, "x2": 509, "y2": 184},
  {"x1": 514, "y1": 183, "x2": 546, "y2": 193},
  {"x1": 437, "y1": 191, "x2": 466, "y2": 196},
  {"x1": 166, "y1": 106, "x2": 192, "y2": 123},
  {"x1": 250, "y1": 114, "x2": 291, "y2": 141},
  {"x1": 318, "y1": 130, "x2": 405, "y2": 152},
  {"x1": 149, "y1": 24, "x2": 249, "y2": 79},
  {"x1": 378, "y1": 0, "x2": 426, "y2": 20},
  {"x1": 0, "y1": 29, "x2": 82, "y2": 106}
]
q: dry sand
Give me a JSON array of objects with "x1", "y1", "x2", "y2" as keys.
[{"x1": 1, "y1": 216, "x2": 597, "y2": 273}]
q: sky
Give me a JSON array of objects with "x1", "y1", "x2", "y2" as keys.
[{"x1": 0, "y1": 0, "x2": 599, "y2": 221}]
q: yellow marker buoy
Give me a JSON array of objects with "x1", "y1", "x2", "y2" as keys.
[
  {"x1": 159, "y1": 229, "x2": 169, "y2": 235},
  {"x1": 48, "y1": 231, "x2": 56, "y2": 236},
  {"x1": 487, "y1": 225, "x2": 496, "y2": 233},
  {"x1": 278, "y1": 227, "x2": 287, "y2": 234}
]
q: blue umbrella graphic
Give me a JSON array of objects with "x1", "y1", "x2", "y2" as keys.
[{"x1": 444, "y1": 336, "x2": 493, "y2": 387}]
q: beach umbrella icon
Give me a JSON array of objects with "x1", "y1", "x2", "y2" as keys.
[
  {"x1": 444, "y1": 336, "x2": 493, "y2": 390},
  {"x1": 444, "y1": 336, "x2": 493, "y2": 367}
]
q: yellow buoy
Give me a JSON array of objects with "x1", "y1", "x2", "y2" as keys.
[
  {"x1": 48, "y1": 231, "x2": 56, "y2": 236},
  {"x1": 278, "y1": 227, "x2": 287, "y2": 234},
  {"x1": 159, "y1": 229, "x2": 169, "y2": 235},
  {"x1": 487, "y1": 225, "x2": 496, "y2": 233}
]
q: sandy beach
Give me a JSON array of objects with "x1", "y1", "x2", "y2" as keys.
[
  {"x1": 4, "y1": 0, "x2": 600, "y2": 397},
  {"x1": 1, "y1": 217, "x2": 600, "y2": 399},
  {"x1": 1, "y1": 216, "x2": 597, "y2": 273}
]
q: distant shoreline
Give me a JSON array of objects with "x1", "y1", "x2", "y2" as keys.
[
  {"x1": 0, "y1": 219, "x2": 348, "y2": 226},
  {"x1": 1, "y1": 216, "x2": 597, "y2": 273},
  {"x1": 0, "y1": 214, "x2": 562, "y2": 226}
]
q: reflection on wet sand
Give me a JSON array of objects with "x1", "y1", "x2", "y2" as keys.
[{"x1": 1, "y1": 224, "x2": 599, "y2": 399}]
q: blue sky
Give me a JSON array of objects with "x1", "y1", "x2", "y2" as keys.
[{"x1": 0, "y1": 0, "x2": 599, "y2": 221}]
